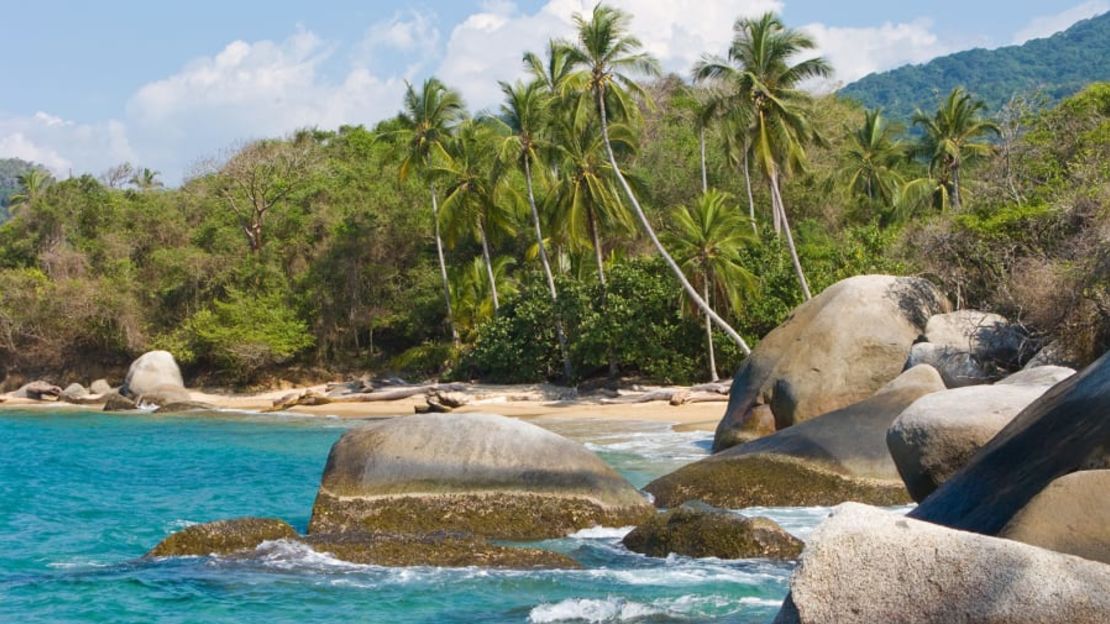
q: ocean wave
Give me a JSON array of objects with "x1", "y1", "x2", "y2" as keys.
[{"x1": 527, "y1": 593, "x2": 776, "y2": 623}]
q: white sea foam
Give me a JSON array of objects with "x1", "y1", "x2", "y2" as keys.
[
  {"x1": 528, "y1": 593, "x2": 776, "y2": 622},
  {"x1": 567, "y1": 526, "x2": 635, "y2": 540},
  {"x1": 528, "y1": 597, "x2": 663, "y2": 623},
  {"x1": 251, "y1": 539, "x2": 368, "y2": 572},
  {"x1": 740, "y1": 503, "x2": 915, "y2": 540}
]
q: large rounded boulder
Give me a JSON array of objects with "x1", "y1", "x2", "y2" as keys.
[
  {"x1": 308, "y1": 413, "x2": 653, "y2": 539},
  {"x1": 715, "y1": 275, "x2": 948, "y2": 450},
  {"x1": 887, "y1": 366, "x2": 1074, "y2": 501},
  {"x1": 911, "y1": 350, "x2": 1110, "y2": 535},
  {"x1": 647, "y1": 365, "x2": 945, "y2": 509},
  {"x1": 773, "y1": 503, "x2": 1110, "y2": 624},
  {"x1": 121, "y1": 350, "x2": 190, "y2": 405},
  {"x1": 999, "y1": 470, "x2": 1110, "y2": 565}
]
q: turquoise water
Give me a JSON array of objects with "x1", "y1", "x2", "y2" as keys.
[{"x1": 0, "y1": 408, "x2": 819, "y2": 623}]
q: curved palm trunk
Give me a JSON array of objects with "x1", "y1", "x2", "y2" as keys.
[
  {"x1": 703, "y1": 279, "x2": 719, "y2": 382},
  {"x1": 742, "y1": 150, "x2": 756, "y2": 234},
  {"x1": 769, "y1": 169, "x2": 812, "y2": 300},
  {"x1": 430, "y1": 184, "x2": 460, "y2": 344},
  {"x1": 596, "y1": 88, "x2": 751, "y2": 355},
  {"x1": 524, "y1": 158, "x2": 573, "y2": 381},
  {"x1": 478, "y1": 221, "x2": 500, "y2": 311},
  {"x1": 699, "y1": 127, "x2": 708, "y2": 194}
]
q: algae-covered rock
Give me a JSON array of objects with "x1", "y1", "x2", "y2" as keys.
[
  {"x1": 102, "y1": 391, "x2": 138, "y2": 411},
  {"x1": 622, "y1": 504, "x2": 802, "y2": 560},
  {"x1": 715, "y1": 275, "x2": 948, "y2": 450},
  {"x1": 153, "y1": 401, "x2": 216, "y2": 414},
  {"x1": 146, "y1": 517, "x2": 297, "y2": 557},
  {"x1": 308, "y1": 413, "x2": 652, "y2": 539},
  {"x1": 305, "y1": 531, "x2": 579, "y2": 569},
  {"x1": 646, "y1": 366, "x2": 943, "y2": 508}
]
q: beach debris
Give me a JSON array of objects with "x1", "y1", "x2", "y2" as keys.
[
  {"x1": 265, "y1": 383, "x2": 470, "y2": 412},
  {"x1": 600, "y1": 381, "x2": 731, "y2": 405},
  {"x1": 14, "y1": 380, "x2": 63, "y2": 401}
]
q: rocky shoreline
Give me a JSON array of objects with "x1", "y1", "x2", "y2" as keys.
[{"x1": 4, "y1": 274, "x2": 1108, "y2": 622}]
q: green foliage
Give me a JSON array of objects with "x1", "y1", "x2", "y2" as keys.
[
  {"x1": 841, "y1": 12, "x2": 1110, "y2": 120},
  {"x1": 163, "y1": 290, "x2": 314, "y2": 381}
]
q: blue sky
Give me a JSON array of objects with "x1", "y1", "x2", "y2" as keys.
[{"x1": 1, "y1": 0, "x2": 1106, "y2": 183}]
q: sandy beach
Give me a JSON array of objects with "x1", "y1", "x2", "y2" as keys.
[{"x1": 0, "y1": 383, "x2": 725, "y2": 433}]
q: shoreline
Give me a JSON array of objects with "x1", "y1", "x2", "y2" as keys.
[{"x1": 0, "y1": 384, "x2": 725, "y2": 433}]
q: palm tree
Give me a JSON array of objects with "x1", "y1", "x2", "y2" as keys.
[
  {"x1": 720, "y1": 113, "x2": 758, "y2": 232},
  {"x1": 130, "y1": 167, "x2": 163, "y2": 190},
  {"x1": 694, "y1": 12, "x2": 831, "y2": 301},
  {"x1": 566, "y1": 3, "x2": 752, "y2": 354},
  {"x1": 912, "y1": 87, "x2": 999, "y2": 211},
  {"x1": 386, "y1": 77, "x2": 467, "y2": 343},
  {"x1": 432, "y1": 119, "x2": 516, "y2": 312},
  {"x1": 492, "y1": 79, "x2": 573, "y2": 380},
  {"x1": 665, "y1": 190, "x2": 756, "y2": 381},
  {"x1": 836, "y1": 108, "x2": 906, "y2": 206},
  {"x1": 449, "y1": 255, "x2": 518, "y2": 335},
  {"x1": 673, "y1": 87, "x2": 718, "y2": 195},
  {"x1": 547, "y1": 113, "x2": 635, "y2": 288},
  {"x1": 9, "y1": 168, "x2": 53, "y2": 212}
]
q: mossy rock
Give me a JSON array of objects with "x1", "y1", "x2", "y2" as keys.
[
  {"x1": 305, "y1": 531, "x2": 580, "y2": 569},
  {"x1": 147, "y1": 517, "x2": 297, "y2": 557},
  {"x1": 623, "y1": 504, "x2": 803, "y2": 560},
  {"x1": 310, "y1": 490, "x2": 652, "y2": 540},
  {"x1": 309, "y1": 413, "x2": 653, "y2": 539},
  {"x1": 103, "y1": 391, "x2": 138, "y2": 412},
  {"x1": 644, "y1": 454, "x2": 911, "y2": 509},
  {"x1": 153, "y1": 401, "x2": 216, "y2": 414}
]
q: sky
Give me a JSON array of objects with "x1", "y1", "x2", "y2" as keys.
[{"x1": 1, "y1": 0, "x2": 1107, "y2": 184}]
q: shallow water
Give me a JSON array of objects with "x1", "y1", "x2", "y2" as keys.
[{"x1": 1, "y1": 408, "x2": 845, "y2": 623}]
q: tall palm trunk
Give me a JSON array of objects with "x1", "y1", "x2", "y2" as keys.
[
  {"x1": 586, "y1": 207, "x2": 607, "y2": 287},
  {"x1": 699, "y1": 127, "x2": 708, "y2": 194},
  {"x1": 742, "y1": 150, "x2": 756, "y2": 234},
  {"x1": 951, "y1": 164, "x2": 962, "y2": 211},
  {"x1": 478, "y1": 221, "x2": 500, "y2": 311},
  {"x1": 524, "y1": 158, "x2": 573, "y2": 381},
  {"x1": 769, "y1": 169, "x2": 812, "y2": 300},
  {"x1": 703, "y1": 278, "x2": 719, "y2": 381},
  {"x1": 430, "y1": 184, "x2": 459, "y2": 344},
  {"x1": 596, "y1": 88, "x2": 751, "y2": 355}
]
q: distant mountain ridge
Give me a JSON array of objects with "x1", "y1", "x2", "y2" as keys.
[{"x1": 840, "y1": 11, "x2": 1110, "y2": 119}]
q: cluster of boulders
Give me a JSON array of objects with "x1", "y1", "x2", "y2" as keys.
[
  {"x1": 149, "y1": 411, "x2": 804, "y2": 568},
  {"x1": 3, "y1": 350, "x2": 210, "y2": 413},
  {"x1": 623, "y1": 273, "x2": 1107, "y2": 622}
]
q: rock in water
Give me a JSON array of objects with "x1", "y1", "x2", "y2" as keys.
[
  {"x1": 102, "y1": 391, "x2": 138, "y2": 411},
  {"x1": 910, "y1": 350, "x2": 1110, "y2": 534},
  {"x1": 147, "y1": 517, "x2": 297, "y2": 557},
  {"x1": 308, "y1": 413, "x2": 652, "y2": 539},
  {"x1": 999, "y1": 470, "x2": 1110, "y2": 564},
  {"x1": 304, "y1": 532, "x2": 579, "y2": 569},
  {"x1": 715, "y1": 275, "x2": 948, "y2": 450},
  {"x1": 621, "y1": 504, "x2": 802, "y2": 560},
  {"x1": 646, "y1": 366, "x2": 944, "y2": 508},
  {"x1": 773, "y1": 503, "x2": 1110, "y2": 624},
  {"x1": 121, "y1": 350, "x2": 190, "y2": 405},
  {"x1": 886, "y1": 366, "x2": 1074, "y2": 501}
]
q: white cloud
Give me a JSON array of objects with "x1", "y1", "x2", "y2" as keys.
[
  {"x1": 437, "y1": 0, "x2": 782, "y2": 111},
  {"x1": 1012, "y1": 0, "x2": 1109, "y2": 43},
  {"x1": 0, "y1": 113, "x2": 134, "y2": 177},
  {"x1": 803, "y1": 19, "x2": 953, "y2": 89}
]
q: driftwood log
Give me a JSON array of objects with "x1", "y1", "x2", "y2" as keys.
[
  {"x1": 600, "y1": 381, "x2": 731, "y2": 405},
  {"x1": 265, "y1": 383, "x2": 470, "y2": 412}
]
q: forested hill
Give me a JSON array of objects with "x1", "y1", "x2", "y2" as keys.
[{"x1": 840, "y1": 11, "x2": 1110, "y2": 119}]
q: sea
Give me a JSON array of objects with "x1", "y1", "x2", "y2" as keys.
[{"x1": 0, "y1": 408, "x2": 861, "y2": 623}]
